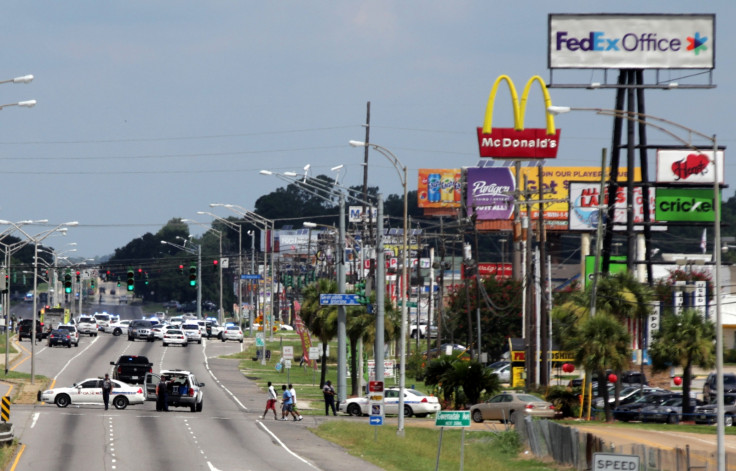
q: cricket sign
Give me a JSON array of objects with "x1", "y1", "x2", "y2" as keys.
[
  {"x1": 655, "y1": 188, "x2": 720, "y2": 222},
  {"x1": 477, "y1": 75, "x2": 561, "y2": 159}
]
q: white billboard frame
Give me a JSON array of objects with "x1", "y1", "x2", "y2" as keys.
[
  {"x1": 568, "y1": 181, "x2": 660, "y2": 232},
  {"x1": 656, "y1": 149, "x2": 725, "y2": 184}
]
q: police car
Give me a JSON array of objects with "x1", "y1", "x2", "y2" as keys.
[
  {"x1": 339, "y1": 387, "x2": 441, "y2": 418},
  {"x1": 40, "y1": 377, "x2": 145, "y2": 409}
]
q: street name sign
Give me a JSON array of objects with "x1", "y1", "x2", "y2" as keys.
[
  {"x1": 435, "y1": 411, "x2": 471, "y2": 427},
  {"x1": 241, "y1": 274, "x2": 262, "y2": 280},
  {"x1": 282, "y1": 346, "x2": 294, "y2": 360},
  {"x1": 319, "y1": 294, "x2": 361, "y2": 306}
]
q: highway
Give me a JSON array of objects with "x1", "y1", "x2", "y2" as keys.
[{"x1": 6, "y1": 302, "x2": 384, "y2": 471}]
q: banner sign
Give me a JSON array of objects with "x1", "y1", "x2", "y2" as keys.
[
  {"x1": 477, "y1": 75, "x2": 560, "y2": 159},
  {"x1": 568, "y1": 182, "x2": 658, "y2": 231},
  {"x1": 584, "y1": 255, "x2": 627, "y2": 288},
  {"x1": 417, "y1": 169, "x2": 462, "y2": 208},
  {"x1": 656, "y1": 149, "x2": 725, "y2": 184},
  {"x1": 549, "y1": 14, "x2": 715, "y2": 69},
  {"x1": 463, "y1": 263, "x2": 512, "y2": 280},
  {"x1": 655, "y1": 188, "x2": 720, "y2": 222},
  {"x1": 466, "y1": 168, "x2": 515, "y2": 220}
]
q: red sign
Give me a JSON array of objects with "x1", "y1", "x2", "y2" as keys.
[
  {"x1": 477, "y1": 127, "x2": 561, "y2": 159},
  {"x1": 462, "y1": 263, "x2": 512, "y2": 279},
  {"x1": 369, "y1": 381, "x2": 384, "y2": 393}
]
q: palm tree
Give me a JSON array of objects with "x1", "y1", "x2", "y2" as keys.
[
  {"x1": 649, "y1": 308, "x2": 715, "y2": 416},
  {"x1": 300, "y1": 278, "x2": 338, "y2": 388}
]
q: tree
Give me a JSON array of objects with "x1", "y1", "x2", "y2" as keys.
[
  {"x1": 649, "y1": 308, "x2": 715, "y2": 415},
  {"x1": 299, "y1": 278, "x2": 338, "y2": 388},
  {"x1": 424, "y1": 356, "x2": 500, "y2": 407}
]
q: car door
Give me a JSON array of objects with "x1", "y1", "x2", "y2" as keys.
[
  {"x1": 144, "y1": 373, "x2": 160, "y2": 401},
  {"x1": 484, "y1": 394, "x2": 511, "y2": 421},
  {"x1": 73, "y1": 379, "x2": 102, "y2": 405},
  {"x1": 384, "y1": 389, "x2": 399, "y2": 415}
]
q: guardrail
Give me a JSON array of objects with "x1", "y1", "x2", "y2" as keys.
[{"x1": 0, "y1": 423, "x2": 14, "y2": 444}]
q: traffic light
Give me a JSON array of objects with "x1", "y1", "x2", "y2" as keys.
[
  {"x1": 75, "y1": 270, "x2": 81, "y2": 282},
  {"x1": 212, "y1": 259, "x2": 218, "y2": 272},
  {"x1": 90, "y1": 278, "x2": 95, "y2": 289},
  {"x1": 144, "y1": 272, "x2": 149, "y2": 285},
  {"x1": 137, "y1": 268, "x2": 143, "y2": 280},
  {"x1": 178, "y1": 264, "x2": 184, "y2": 275},
  {"x1": 355, "y1": 280, "x2": 368, "y2": 305},
  {"x1": 189, "y1": 265, "x2": 197, "y2": 287},
  {"x1": 126, "y1": 269, "x2": 135, "y2": 292},
  {"x1": 64, "y1": 272, "x2": 72, "y2": 294}
]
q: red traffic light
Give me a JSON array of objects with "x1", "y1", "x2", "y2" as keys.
[
  {"x1": 75, "y1": 271, "x2": 80, "y2": 276},
  {"x1": 138, "y1": 268, "x2": 143, "y2": 273},
  {"x1": 213, "y1": 260, "x2": 218, "y2": 266}
]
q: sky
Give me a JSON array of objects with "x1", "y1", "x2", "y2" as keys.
[{"x1": 1, "y1": 1, "x2": 734, "y2": 258}]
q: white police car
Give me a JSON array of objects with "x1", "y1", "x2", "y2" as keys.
[{"x1": 40, "y1": 377, "x2": 145, "y2": 409}]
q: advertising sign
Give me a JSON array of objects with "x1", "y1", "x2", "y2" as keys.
[
  {"x1": 348, "y1": 205, "x2": 377, "y2": 223},
  {"x1": 369, "y1": 380, "x2": 384, "y2": 426},
  {"x1": 417, "y1": 169, "x2": 462, "y2": 208},
  {"x1": 569, "y1": 182, "x2": 658, "y2": 231},
  {"x1": 477, "y1": 75, "x2": 560, "y2": 159},
  {"x1": 656, "y1": 149, "x2": 725, "y2": 184},
  {"x1": 549, "y1": 14, "x2": 715, "y2": 69},
  {"x1": 584, "y1": 255, "x2": 627, "y2": 288},
  {"x1": 655, "y1": 188, "x2": 720, "y2": 222},
  {"x1": 476, "y1": 263, "x2": 512, "y2": 279},
  {"x1": 466, "y1": 167, "x2": 515, "y2": 220}
]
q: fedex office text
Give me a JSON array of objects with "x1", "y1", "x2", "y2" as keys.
[{"x1": 556, "y1": 31, "x2": 682, "y2": 53}]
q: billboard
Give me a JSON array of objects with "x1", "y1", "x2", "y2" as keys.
[
  {"x1": 348, "y1": 206, "x2": 377, "y2": 223},
  {"x1": 584, "y1": 255, "x2": 627, "y2": 287},
  {"x1": 569, "y1": 182, "x2": 658, "y2": 231},
  {"x1": 656, "y1": 149, "x2": 725, "y2": 184},
  {"x1": 466, "y1": 168, "x2": 515, "y2": 221},
  {"x1": 655, "y1": 188, "x2": 720, "y2": 222},
  {"x1": 417, "y1": 169, "x2": 462, "y2": 208},
  {"x1": 477, "y1": 75, "x2": 561, "y2": 159},
  {"x1": 549, "y1": 14, "x2": 715, "y2": 69}
]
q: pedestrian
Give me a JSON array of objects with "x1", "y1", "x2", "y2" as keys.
[
  {"x1": 156, "y1": 376, "x2": 169, "y2": 412},
  {"x1": 102, "y1": 374, "x2": 114, "y2": 410},
  {"x1": 260, "y1": 381, "x2": 278, "y2": 420},
  {"x1": 289, "y1": 383, "x2": 303, "y2": 420},
  {"x1": 281, "y1": 385, "x2": 300, "y2": 421},
  {"x1": 323, "y1": 380, "x2": 337, "y2": 416}
]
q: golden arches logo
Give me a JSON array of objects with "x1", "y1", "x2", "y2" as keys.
[{"x1": 477, "y1": 75, "x2": 561, "y2": 159}]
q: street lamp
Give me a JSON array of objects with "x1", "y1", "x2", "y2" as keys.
[
  {"x1": 349, "y1": 139, "x2": 409, "y2": 435},
  {"x1": 183, "y1": 219, "x2": 223, "y2": 324},
  {"x1": 549, "y1": 105, "x2": 724, "y2": 470}
]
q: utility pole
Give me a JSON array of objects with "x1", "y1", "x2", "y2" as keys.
[{"x1": 538, "y1": 164, "x2": 549, "y2": 386}]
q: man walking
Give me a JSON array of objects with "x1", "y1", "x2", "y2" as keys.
[
  {"x1": 102, "y1": 374, "x2": 114, "y2": 410},
  {"x1": 289, "y1": 383, "x2": 303, "y2": 420},
  {"x1": 260, "y1": 381, "x2": 278, "y2": 420},
  {"x1": 156, "y1": 376, "x2": 169, "y2": 412},
  {"x1": 281, "y1": 385, "x2": 300, "y2": 421},
  {"x1": 323, "y1": 380, "x2": 337, "y2": 416}
]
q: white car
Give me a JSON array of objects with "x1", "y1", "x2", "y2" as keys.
[
  {"x1": 181, "y1": 323, "x2": 202, "y2": 344},
  {"x1": 105, "y1": 320, "x2": 131, "y2": 336},
  {"x1": 77, "y1": 316, "x2": 98, "y2": 337},
  {"x1": 221, "y1": 325, "x2": 243, "y2": 343},
  {"x1": 94, "y1": 313, "x2": 112, "y2": 331},
  {"x1": 151, "y1": 323, "x2": 170, "y2": 340},
  {"x1": 56, "y1": 324, "x2": 80, "y2": 347},
  {"x1": 40, "y1": 377, "x2": 145, "y2": 410},
  {"x1": 339, "y1": 387, "x2": 441, "y2": 418},
  {"x1": 162, "y1": 328, "x2": 188, "y2": 347},
  {"x1": 279, "y1": 324, "x2": 294, "y2": 331}
]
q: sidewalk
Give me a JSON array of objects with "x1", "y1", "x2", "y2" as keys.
[{"x1": 0, "y1": 335, "x2": 29, "y2": 399}]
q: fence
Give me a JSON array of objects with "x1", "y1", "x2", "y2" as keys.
[{"x1": 518, "y1": 416, "x2": 732, "y2": 470}]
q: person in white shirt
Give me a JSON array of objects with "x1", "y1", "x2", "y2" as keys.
[
  {"x1": 260, "y1": 381, "x2": 278, "y2": 419},
  {"x1": 289, "y1": 384, "x2": 303, "y2": 420}
]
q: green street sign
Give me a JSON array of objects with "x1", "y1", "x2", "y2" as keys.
[
  {"x1": 435, "y1": 410, "x2": 470, "y2": 427},
  {"x1": 256, "y1": 334, "x2": 264, "y2": 347},
  {"x1": 584, "y1": 255, "x2": 627, "y2": 288},
  {"x1": 655, "y1": 188, "x2": 720, "y2": 222},
  {"x1": 399, "y1": 301, "x2": 418, "y2": 308}
]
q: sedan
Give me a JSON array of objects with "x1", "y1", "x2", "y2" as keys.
[
  {"x1": 470, "y1": 392, "x2": 556, "y2": 423},
  {"x1": 56, "y1": 324, "x2": 79, "y2": 347},
  {"x1": 105, "y1": 320, "x2": 131, "y2": 337},
  {"x1": 613, "y1": 392, "x2": 681, "y2": 422},
  {"x1": 40, "y1": 378, "x2": 145, "y2": 410},
  {"x1": 221, "y1": 325, "x2": 244, "y2": 343},
  {"x1": 640, "y1": 397, "x2": 705, "y2": 424},
  {"x1": 162, "y1": 328, "x2": 188, "y2": 347},
  {"x1": 47, "y1": 330, "x2": 72, "y2": 348},
  {"x1": 695, "y1": 393, "x2": 736, "y2": 426},
  {"x1": 340, "y1": 387, "x2": 441, "y2": 418}
]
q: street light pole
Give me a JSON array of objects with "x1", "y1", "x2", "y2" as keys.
[
  {"x1": 549, "y1": 105, "x2": 724, "y2": 470},
  {"x1": 349, "y1": 140, "x2": 408, "y2": 435}
]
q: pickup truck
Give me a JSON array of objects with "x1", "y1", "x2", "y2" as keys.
[{"x1": 110, "y1": 355, "x2": 153, "y2": 384}]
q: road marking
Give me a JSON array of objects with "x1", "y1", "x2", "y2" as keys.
[
  {"x1": 256, "y1": 421, "x2": 321, "y2": 469},
  {"x1": 207, "y1": 462, "x2": 222, "y2": 471},
  {"x1": 54, "y1": 335, "x2": 100, "y2": 381},
  {"x1": 9, "y1": 443, "x2": 25, "y2": 471},
  {"x1": 201, "y1": 341, "x2": 247, "y2": 411},
  {"x1": 30, "y1": 412, "x2": 39, "y2": 429}
]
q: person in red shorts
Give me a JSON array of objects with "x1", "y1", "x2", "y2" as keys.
[{"x1": 260, "y1": 381, "x2": 278, "y2": 419}]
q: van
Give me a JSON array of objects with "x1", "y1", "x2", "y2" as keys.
[{"x1": 703, "y1": 372, "x2": 736, "y2": 403}]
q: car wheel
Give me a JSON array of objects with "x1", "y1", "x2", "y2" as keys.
[
  {"x1": 472, "y1": 409, "x2": 483, "y2": 423},
  {"x1": 221, "y1": 338, "x2": 226, "y2": 343},
  {"x1": 113, "y1": 396, "x2": 128, "y2": 410},
  {"x1": 162, "y1": 342, "x2": 167, "y2": 347},
  {"x1": 239, "y1": 339, "x2": 243, "y2": 343},
  {"x1": 196, "y1": 401, "x2": 203, "y2": 412},
  {"x1": 190, "y1": 403, "x2": 196, "y2": 412},
  {"x1": 416, "y1": 413, "x2": 428, "y2": 418},
  {"x1": 94, "y1": 333, "x2": 98, "y2": 337},
  {"x1": 198, "y1": 339, "x2": 202, "y2": 345},
  {"x1": 113, "y1": 328, "x2": 122, "y2": 337},
  {"x1": 67, "y1": 344, "x2": 71, "y2": 348},
  {"x1": 667, "y1": 413, "x2": 679, "y2": 425},
  {"x1": 726, "y1": 415, "x2": 734, "y2": 427},
  {"x1": 128, "y1": 336, "x2": 133, "y2": 341},
  {"x1": 404, "y1": 405, "x2": 413, "y2": 418},
  {"x1": 347, "y1": 403, "x2": 362, "y2": 417},
  {"x1": 55, "y1": 394, "x2": 71, "y2": 408},
  {"x1": 184, "y1": 342, "x2": 188, "y2": 347}
]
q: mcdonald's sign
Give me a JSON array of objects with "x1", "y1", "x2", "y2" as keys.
[{"x1": 477, "y1": 75, "x2": 561, "y2": 159}]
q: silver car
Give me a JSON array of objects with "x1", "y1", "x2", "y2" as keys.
[{"x1": 470, "y1": 391, "x2": 556, "y2": 424}]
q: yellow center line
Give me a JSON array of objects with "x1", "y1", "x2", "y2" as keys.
[{"x1": 9, "y1": 443, "x2": 25, "y2": 471}]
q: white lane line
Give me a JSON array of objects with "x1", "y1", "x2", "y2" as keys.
[
  {"x1": 30, "y1": 412, "x2": 39, "y2": 429},
  {"x1": 53, "y1": 335, "x2": 100, "y2": 380},
  {"x1": 158, "y1": 345, "x2": 168, "y2": 371},
  {"x1": 207, "y1": 462, "x2": 223, "y2": 471},
  {"x1": 202, "y1": 342, "x2": 320, "y2": 470}
]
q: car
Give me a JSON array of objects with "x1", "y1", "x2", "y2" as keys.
[
  {"x1": 221, "y1": 325, "x2": 243, "y2": 343},
  {"x1": 162, "y1": 328, "x2": 188, "y2": 347},
  {"x1": 409, "y1": 321, "x2": 438, "y2": 339},
  {"x1": 40, "y1": 377, "x2": 145, "y2": 410},
  {"x1": 144, "y1": 369, "x2": 205, "y2": 412},
  {"x1": 111, "y1": 355, "x2": 153, "y2": 384},
  {"x1": 488, "y1": 362, "x2": 511, "y2": 383},
  {"x1": 76, "y1": 316, "x2": 98, "y2": 336},
  {"x1": 279, "y1": 324, "x2": 294, "y2": 331},
  {"x1": 56, "y1": 324, "x2": 79, "y2": 347},
  {"x1": 47, "y1": 329, "x2": 72, "y2": 348},
  {"x1": 181, "y1": 322, "x2": 202, "y2": 344},
  {"x1": 339, "y1": 387, "x2": 441, "y2": 418},
  {"x1": 613, "y1": 392, "x2": 682, "y2": 422},
  {"x1": 640, "y1": 396, "x2": 705, "y2": 424},
  {"x1": 94, "y1": 313, "x2": 112, "y2": 331},
  {"x1": 569, "y1": 370, "x2": 649, "y2": 390},
  {"x1": 703, "y1": 372, "x2": 736, "y2": 403},
  {"x1": 163, "y1": 300, "x2": 181, "y2": 310},
  {"x1": 17, "y1": 319, "x2": 47, "y2": 341},
  {"x1": 422, "y1": 343, "x2": 469, "y2": 360},
  {"x1": 695, "y1": 393, "x2": 736, "y2": 426},
  {"x1": 593, "y1": 386, "x2": 667, "y2": 409},
  {"x1": 151, "y1": 324, "x2": 170, "y2": 340},
  {"x1": 205, "y1": 319, "x2": 224, "y2": 338},
  {"x1": 470, "y1": 391, "x2": 556, "y2": 424},
  {"x1": 127, "y1": 320, "x2": 155, "y2": 342},
  {"x1": 106, "y1": 320, "x2": 131, "y2": 336}
]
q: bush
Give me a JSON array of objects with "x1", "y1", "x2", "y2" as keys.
[{"x1": 493, "y1": 430, "x2": 522, "y2": 455}]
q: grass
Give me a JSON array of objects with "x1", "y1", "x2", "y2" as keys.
[
  {"x1": 312, "y1": 421, "x2": 566, "y2": 471},
  {"x1": 0, "y1": 335, "x2": 17, "y2": 355}
]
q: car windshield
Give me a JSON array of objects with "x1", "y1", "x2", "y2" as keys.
[
  {"x1": 167, "y1": 330, "x2": 183, "y2": 335},
  {"x1": 405, "y1": 389, "x2": 428, "y2": 397},
  {"x1": 634, "y1": 394, "x2": 667, "y2": 404},
  {"x1": 227, "y1": 326, "x2": 239, "y2": 331},
  {"x1": 182, "y1": 325, "x2": 198, "y2": 330},
  {"x1": 660, "y1": 398, "x2": 682, "y2": 407},
  {"x1": 725, "y1": 376, "x2": 736, "y2": 385},
  {"x1": 58, "y1": 326, "x2": 74, "y2": 332},
  {"x1": 95, "y1": 315, "x2": 110, "y2": 321},
  {"x1": 79, "y1": 317, "x2": 95, "y2": 323},
  {"x1": 517, "y1": 394, "x2": 544, "y2": 403}
]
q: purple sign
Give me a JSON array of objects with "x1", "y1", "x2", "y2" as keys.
[{"x1": 466, "y1": 168, "x2": 515, "y2": 220}]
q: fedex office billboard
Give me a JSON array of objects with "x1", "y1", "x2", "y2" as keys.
[{"x1": 549, "y1": 14, "x2": 715, "y2": 69}]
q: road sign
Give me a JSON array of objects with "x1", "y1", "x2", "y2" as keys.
[
  {"x1": 1, "y1": 396, "x2": 8, "y2": 422},
  {"x1": 367, "y1": 360, "x2": 395, "y2": 378},
  {"x1": 592, "y1": 453, "x2": 640, "y2": 471},
  {"x1": 284, "y1": 359, "x2": 292, "y2": 369},
  {"x1": 282, "y1": 346, "x2": 294, "y2": 360},
  {"x1": 435, "y1": 411, "x2": 471, "y2": 427},
  {"x1": 256, "y1": 334, "x2": 264, "y2": 347},
  {"x1": 369, "y1": 381, "x2": 384, "y2": 393},
  {"x1": 241, "y1": 274, "x2": 262, "y2": 280},
  {"x1": 308, "y1": 346, "x2": 320, "y2": 360},
  {"x1": 369, "y1": 416, "x2": 383, "y2": 425},
  {"x1": 319, "y1": 294, "x2": 362, "y2": 306}
]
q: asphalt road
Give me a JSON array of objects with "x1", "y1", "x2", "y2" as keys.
[{"x1": 7, "y1": 306, "x2": 384, "y2": 471}]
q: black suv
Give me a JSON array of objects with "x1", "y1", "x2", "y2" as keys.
[
  {"x1": 110, "y1": 355, "x2": 152, "y2": 384},
  {"x1": 18, "y1": 319, "x2": 47, "y2": 341},
  {"x1": 703, "y1": 372, "x2": 736, "y2": 403},
  {"x1": 127, "y1": 320, "x2": 154, "y2": 342}
]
